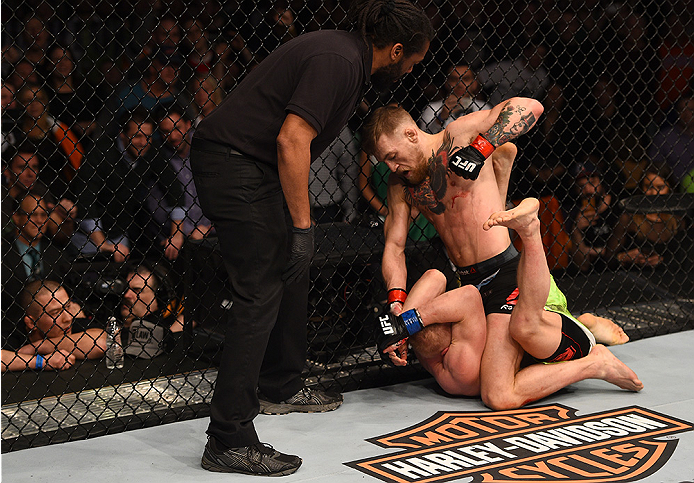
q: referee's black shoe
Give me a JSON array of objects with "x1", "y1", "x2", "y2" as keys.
[
  {"x1": 201, "y1": 437, "x2": 302, "y2": 476},
  {"x1": 258, "y1": 387, "x2": 343, "y2": 415}
]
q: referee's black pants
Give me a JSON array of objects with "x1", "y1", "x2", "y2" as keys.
[{"x1": 190, "y1": 138, "x2": 308, "y2": 448}]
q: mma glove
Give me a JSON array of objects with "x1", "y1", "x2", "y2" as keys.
[
  {"x1": 282, "y1": 223, "x2": 315, "y2": 284},
  {"x1": 449, "y1": 134, "x2": 495, "y2": 180},
  {"x1": 376, "y1": 308, "x2": 424, "y2": 363}
]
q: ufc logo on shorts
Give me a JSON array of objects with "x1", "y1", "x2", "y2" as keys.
[
  {"x1": 379, "y1": 315, "x2": 394, "y2": 335},
  {"x1": 451, "y1": 156, "x2": 475, "y2": 173}
]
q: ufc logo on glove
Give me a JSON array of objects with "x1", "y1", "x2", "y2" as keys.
[{"x1": 379, "y1": 315, "x2": 395, "y2": 335}]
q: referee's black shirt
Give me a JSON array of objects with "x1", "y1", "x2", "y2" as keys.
[{"x1": 194, "y1": 30, "x2": 372, "y2": 166}]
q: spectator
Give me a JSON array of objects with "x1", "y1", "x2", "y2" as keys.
[
  {"x1": 211, "y1": 30, "x2": 256, "y2": 91},
  {"x1": 250, "y1": 4, "x2": 300, "y2": 60},
  {"x1": 600, "y1": 5, "x2": 659, "y2": 132},
  {"x1": 655, "y1": 11, "x2": 694, "y2": 115},
  {"x1": 156, "y1": 105, "x2": 212, "y2": 243},
  {"x1": 1, "y1": 348, "x2": 74, "y2": 372},
  {"x1": 418, "y1": 64, "x2": 492, "y2": 134},
  {"x1": 16, "y1": 16, "x2": 53, "y2": 67},
  {"x1": 43, "y1": 44, "x2": 101, "y2": 141},
  {"x1": 511, "y1": 83, "x2": 571, "y2": 201},
  {"x1": 649, "y1": 95, "x2": 694, "y2": 184},
  {"x1": 1, "y1": 82, "x2": 20, "y2": 151},
  {"x1": 604, "y1": 166, "x2": 686, "y2": 268},
  {"x1": 121, "y1": 261, "x2": 184, "y2": 333},
  {"x1": 10, "y1": 84, "x2": 84, "y2": 201},
  {"x1": 102, "y1": 47, "x2": 192, "y2": 137},
  {"x1": 2, "y1": 191, "x2": 70, "y2": 326},
  {"x1": 188, "y1": 75, "x2": 225, "y2": 126},
  {"x1": 477, "y1": 42, "x2": 552, "y2": 106},
  {"x1": 6, "y1": 58, "x2": 43, "y2": 91},
  {"x1": 309, "y1": 126, "x2": 360, "y2": 223},
  {"x1": 567, "y1": 158, "x2": 619, "y2": 273},
  {"x1": 2, "y1": 147, "x2": 77, "y2": 245},
  {"x1": 138, "y1": 14, "x2": 183, "y2": 61},
  {"x1": 182, "y1": 18, "x2": 216, "y2": 75},
  {"x1": 1, "y1": 279, "x2": 106, "y2": 372},
  {"x1": 71, "y1": 107, "x2": 185, "y2": 262}
]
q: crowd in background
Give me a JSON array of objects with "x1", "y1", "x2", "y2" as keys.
[{"x1": 1, "y1": 0, "x2": 693, "y2": 369}]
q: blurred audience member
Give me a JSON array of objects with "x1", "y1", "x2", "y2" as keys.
[
  {"x1": 2, "y1": 147, "x2": 76, "y2": 245},
  {"x1": 511, "y1": 83, "x2": 571, "y2": 201},
  {"x1": 6, "y1": 58, "x2": 43, "y2": 91},
  {"x1": 183, "y1": 18, "x2": 216, "y2": 75},
  {"x1": 121, "y1": 261, "x2": 184, "y2": 335},
  {"x1": 188, "y1": 75, "x2": 225, "y2": 126},
  {"x1": 419, "y1": 64, "x2": 492, "y2": 134},
  {"x1": 1, "y1": 348, "x2": 74, "y2": 372},
  {"x1": 103, "y1": 47, "x2": 192, "y2": 137},
  {"x1": 567, "y1": 159, "x2": 619, "y2": 273},
  {"x1": 478, "y1": 42, "x2": 552, "y2": 106},
  {"x1": 649, "y1": 95, "x2": 694, "y2": 184},
  {"x1": 655, "y1": 11, "x2": 694, "y2": 115},
  {"x1": 309, "y1": 126, "x2": 360, "y2": 224},
  {"x1": 250, "y1": 4, "x2": 300, "y2": 60},
  {"x1": 2, "y1": 191, "x2": 71, "y2": 325},
  {"x1": 156, "y1": 105, "x2": 212, "y2": 244},
  {"x1": 138, "y1": 14, "x2": 183, "y2": 60},
  {"x1": 16, "y1": 16, "x2": 53, "y2": 67},
  {"x1": 43, "y1": 44, "x2": 101, "y2": 141},
  {"x1": 1, "y1": 82, "x2": 20, "y2": 150},
  {"x1": 211, "y1": 30, "x2": 256, "y2": 91},
  {"x1": 604, "y1": 166, "x2": 686, "y2": 269},
  {"x1": 10, "y1": 84, "x2": 84, "y2": 201},
  {"x1": 18, "y1": 280, "x2": 104, "y2": 360},
  {"x1": 71, "y1": 108, "x2": 184, "y2": 262},
  {"x1": 600, "y1": 5, "x2": 659, "y2": 131}
]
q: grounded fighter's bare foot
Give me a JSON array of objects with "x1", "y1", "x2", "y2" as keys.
[
  {"x1": 578, "y1": 313, "x2": 630, "y2": 346},
  {"x1": 483, "y1": 198, "x2": 541, "y2": 238},
  {"x1": 590, "y1": 344, "x2": 643, "y2": 391}
]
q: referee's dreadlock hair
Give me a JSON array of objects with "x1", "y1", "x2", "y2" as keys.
[{"x1": 348, "y1": 0, "x2": 434, "y2": 57}]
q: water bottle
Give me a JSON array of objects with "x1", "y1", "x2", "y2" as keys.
[{"x1": 105, "y1": 316, "x2": 124, "y2": 369}]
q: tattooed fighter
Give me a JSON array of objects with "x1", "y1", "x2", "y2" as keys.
[{"x1": 361, "y1": 99, "x2": 642, "y2": 408}]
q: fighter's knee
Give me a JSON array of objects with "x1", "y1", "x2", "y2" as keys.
[
  {"x1": 481, "y1": 388, "x2": 521, "y2": 411},
  {"x1": 422, "y1": 269, "x2": 447, "y2": 287},
  {"x1": 508, "y1": 313, "x2": 542, "y2": 345}
]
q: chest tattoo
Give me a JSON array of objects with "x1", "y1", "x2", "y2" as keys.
[{"x1": 405, "y1": 132, "x2": 457, "y2": 215}]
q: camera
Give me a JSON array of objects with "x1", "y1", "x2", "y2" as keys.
[{"x1": 94, "y1": 277, "x2": 127, "y2": 296}]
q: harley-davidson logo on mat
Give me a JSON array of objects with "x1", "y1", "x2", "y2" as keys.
[{"x1": 345, "y1": 404, "x2": 692, "y2": 482}]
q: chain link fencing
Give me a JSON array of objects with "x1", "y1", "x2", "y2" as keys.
[{"x1": 2, "y1": 0, "x2": 693, "y2": 452}]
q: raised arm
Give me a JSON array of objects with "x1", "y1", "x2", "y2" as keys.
[{"x1": 448, "y1": 98, "x2": 543, "y2": 181}]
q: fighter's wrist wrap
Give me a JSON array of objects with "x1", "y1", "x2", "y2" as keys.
[
  {"x1": 449, "y1": 134, "x2": 494, "y2": 180},
  {"x1": 35, "y1": 354, "x2": 44, "y2": 370},
  {"x1": 387, "y1": 288, "x2": 407, "y2": 307},
  {"x1": 469, "y1": 134, "x2": 495, "y2": 159},
  {"x1": 400, "y1": 309, "x2": 424, "y2": 336}
]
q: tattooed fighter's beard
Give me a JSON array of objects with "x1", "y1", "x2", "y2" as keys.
[{"x1": 402, "y1": 151, "x2": 430, "y2": 185}]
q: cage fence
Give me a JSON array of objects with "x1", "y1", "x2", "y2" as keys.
[{"x1": 1, "y1": 0, "x2": 693, "y2": 452}]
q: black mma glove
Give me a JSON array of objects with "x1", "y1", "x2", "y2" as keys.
[
  {"x1": 282, "y1": 224, "x2": 315, "y2": 284},
  {"x1": 449, "y1": 134, "x2": 495, "y2": 180},
  {"x1": 376, "y1": 309, "x2": 424, "y2": 363}
]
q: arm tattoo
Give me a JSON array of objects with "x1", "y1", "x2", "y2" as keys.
[
  {"x1": 484, "y1": 104, "x2": 537, "y2": 146},
  {"x1": 403, "y1": 132, "x2": 452, "y2": 215}
]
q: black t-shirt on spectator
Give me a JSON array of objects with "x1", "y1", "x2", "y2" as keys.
[{"x1": 194, "y1": 30, "x2": 371, "y2": 165}]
